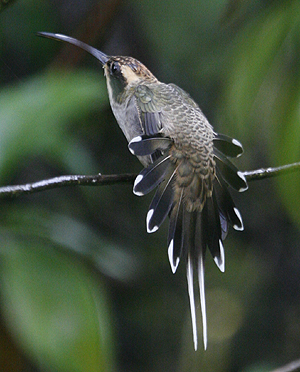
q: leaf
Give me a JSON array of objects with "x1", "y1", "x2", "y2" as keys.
[
  {"x1": 225, "y1": 2, "x2": 300, "y2": 135},
  {"x1": 0, "y1": 70, "x2": 108, "y2": 181},
  {"x1": 0, "y1": 234, "x2": 114, "y2": 372},
  {"x1": 222, "y1": 1, "x2": 300, "y2": 226},
  {"x1": 269, "y1": 79, "x2": 300, "y2": 224}
]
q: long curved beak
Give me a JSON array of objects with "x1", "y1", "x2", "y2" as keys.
[{"x1": 37, "y1": 32, "x2": 109, "y2": 65}]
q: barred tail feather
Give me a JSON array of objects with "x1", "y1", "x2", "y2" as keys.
[
  {"x1": 219, "y1": 211, "x2": 229, "y2": 240},
  {"x1": 205, "y1": 193, "x2": 224, "y2": 272},
  {"x1": 195, "y1": 210, "x2": 208, "y2": 350},
  {"x1": 214, "y1": 148, "x2": 248, "y2": 192},
  {"x1": 133, "y1": 153, "x2": 171, "y2": 196},
  {"x1": 187, "y1": 253, "x2": 198, "y2": 350},
  {"x1": 214, "y1": 170, "x2": 244, "y2": 231},
  {"x1": 198, "y1": 248, "x2": 207, "y2": 350},
  {"x1": 213, "y1": 133, "x2": 244, "y2": 158},
  {"x1": 147, "y1": 165, "x2": 177, "y2": 233},
  {"x1": 184, "y1": 207, "x2": 209, "y2": 350},
  {"x1": 131, "y1": 132, "x2": 246, "y2": 350},
  {"x1": 168, "y1": 189, "x2": 184, "y2": 273},
  {"x1": 129, "y1": 135, "x2": 172, "y2": 156}
]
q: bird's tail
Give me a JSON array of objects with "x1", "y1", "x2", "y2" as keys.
[{"x1": 128, "y1": 133, "x2": 248, "y2": 350}]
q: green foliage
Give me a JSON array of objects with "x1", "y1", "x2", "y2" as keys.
[
  {"x1": 1, "y1": 1, "x2": 300, "y2": 371},
  {"x1": 0, "y1": 70, "x2": 108, "y2": 181},
  {"x1": 223, "y1": 1, "x2": 300, "y2": 224},
  {"x1": 0, "y1": 233, "x2": 113, "y2": 372}
]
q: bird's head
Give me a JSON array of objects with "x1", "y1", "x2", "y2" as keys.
[{"x1": 37, "y1": 32, "x2": 157, "y2": 100}]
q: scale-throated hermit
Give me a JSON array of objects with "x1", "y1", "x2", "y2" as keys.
[{"x1": 38, "y1": 32, "x2": 248, "y2": 350}]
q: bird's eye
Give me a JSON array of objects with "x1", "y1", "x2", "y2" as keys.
[{"x1": 110, "y1": 61, "x2": 120, "y2": 75}]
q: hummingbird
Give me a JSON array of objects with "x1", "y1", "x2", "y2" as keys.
[{"x1": 38, "y1": 32, "x2": 248, "y2": 350}]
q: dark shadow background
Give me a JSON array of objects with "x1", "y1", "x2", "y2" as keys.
[{"x1": 0, "y1": 1, "x2": 300, "y2": 371}]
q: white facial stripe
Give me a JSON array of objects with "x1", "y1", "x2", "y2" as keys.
[{"x1": 121, "y1": 65, "x2": 140, "y2": 84}]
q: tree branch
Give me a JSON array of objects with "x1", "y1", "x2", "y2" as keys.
[
  {"x1": 0, "y1": 173, "x2": 136, "y2": 198},
  {"x1": 242, "y1": 161, "x2": 300, "y2": 181},
  {"x1": 269, "y1": 358, "x2": 300, "y2": 372},
  {"x1": 0, "y1": 161, "x2": 299, "y2": 199}
]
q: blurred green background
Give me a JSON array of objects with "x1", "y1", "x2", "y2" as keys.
[{"x1": 0, "y1": 0, "x2": 300, "y2": 371}]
